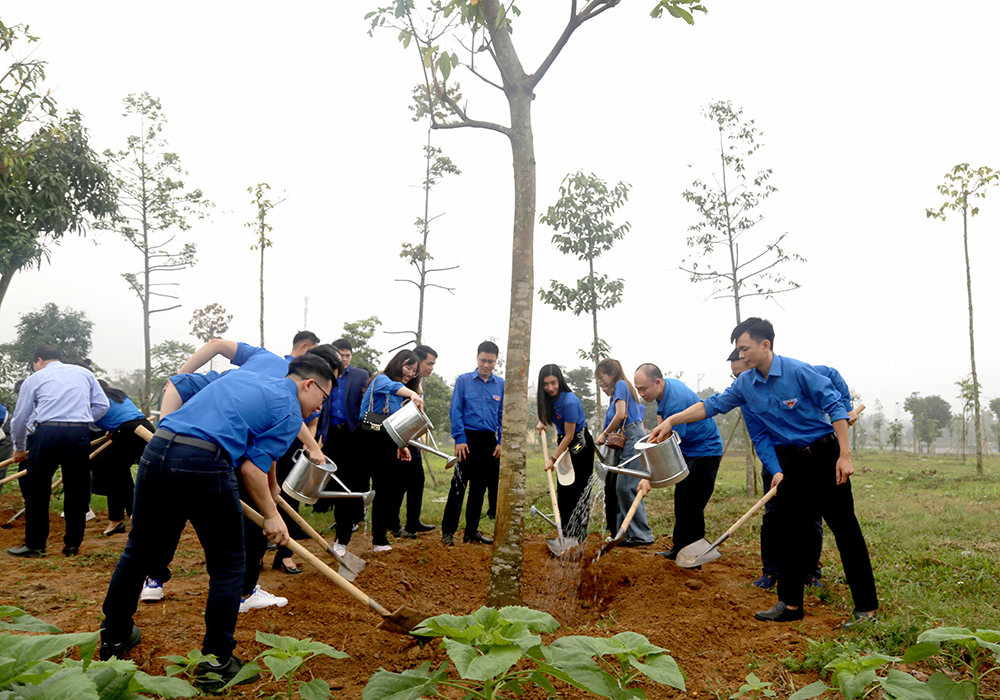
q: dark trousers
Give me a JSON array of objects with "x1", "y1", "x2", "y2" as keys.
[
  {"x1": 25, "y1": 423, "x2": 92, "y2": 550},
  {"x1": 93, "y1": 418, "x2": 153, "y2": 522},
  {"x1": 672, "y1": 454, "x2": 722, "y2": 550},
  {"x1": 604, "y1": 472, "x2": 619, "y2": 534},
  {"x1": 239, "y1": 474, "x2": 269, "y2": 596},
  {"x1": 761, "y1": 470, "x2": 822, "y2": 579},
  {"x1": 322, "y1": 425, "x2": 366, "y2": 546},
  {"x1": 774, "y1": 436, "x2": 878, "y2": 611},
  {"x1": 355, "y1": 429, "x2": 402, "y2": 546},
  {"x1": 556, "y1": 429, "x2": 595, "y2": 540},
  {"x1": 442, "y1": 430, "x2": 498, "y2": 538},
  {"x1": 101, "y1": 437, "x2": 243, "y2": 659},
  {"x1": 391, "y1": 447, "x2": 426, "y2": 531}
]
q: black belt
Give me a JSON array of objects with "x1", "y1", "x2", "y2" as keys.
[
  {"x1": 779, "y1": 432, "x2": 837, "y2": 453},
  {"x1": 153, "y1": 428, "x2": 221, "y2": 455},
  {"x1": 328, "y1": 423, "x2": 349, "y2": 432},
  {"x1": 39, "y1": 421, "x2": 89, "y2": 427}
]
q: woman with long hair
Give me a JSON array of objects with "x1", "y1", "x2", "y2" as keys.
[
  {"x1": 595, "y1": 359, "x2": 654, "y2": 546},
  {"x1": 535, "y1": 364, "x2": 595, "y2": 540},
  {"x1": 92, "y1": 380, "x2": 154, "y2": 536},
  {"x1": 356, "y1": 349, "x2": 424, "y2": 552}
]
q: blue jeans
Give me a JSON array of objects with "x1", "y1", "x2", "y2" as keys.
[
  {"x1": 614, "y1": 421, "x2": 654, "y2": 541},
  {"x1": 101, "y1": 437, "x2": 244, "y2": 659}
]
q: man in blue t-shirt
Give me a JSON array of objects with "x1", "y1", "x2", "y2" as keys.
[
  {"x1": 634, "y1": 363, "x2": 723, "y2": 559},
  {"x1": 98, "y1": 355, "x2": 335, "y2": 691},
  {"x1": 650, "y1": 318, "x2": 877, "y2": 630}
]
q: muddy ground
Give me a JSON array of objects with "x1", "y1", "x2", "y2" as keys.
[{"x1": 0, "y1": 497, "x2": 848, "y2": 698}]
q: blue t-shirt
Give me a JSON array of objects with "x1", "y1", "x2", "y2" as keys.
[
  {"x1": 231, "y1": 342, "x2": 293, "y2": 377},
  {"x1": 703, "y1": 354, "x2": 850, "y2": 448},
  {"x1": 359, "y1": 374, "x2": 406, "y2": 418},
  {"x1": 551, "y1": 390, "x2": 587, "y2": 436},
  {"x1": 603, "y1": 380, "x2": 645, "y2": 430},
  {"x1": 450, "y1": 370, "x2": 505, "y2": 443},
  {"x1": 656, "y1": 378, "x2": 723, "y2": 457},
  {"x1": 160, "y1": 371, "x2": 303, "y2": 473},
  {"x1": 94, "y1": 398, "x2": 145, "y2": 432}
]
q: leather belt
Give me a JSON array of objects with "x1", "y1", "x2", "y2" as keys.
[{"x1": 153, "y1": 428, "x2": 220, "y2": 454}]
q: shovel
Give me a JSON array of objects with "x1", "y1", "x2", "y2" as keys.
[
  {"x1": 592, "y1": 489, "x2": 646, "y2": 561},
  {"x1": 241, "y1": 500, "x2": 427, "y2": 634},
  {"x1": 539, "y1": 436, "x2": 578, "y2": 556},
  {"x1": 275, "y1": 495, "x2": 366, "y2": 582},
  {"x1": 675, "y1": 485, "x2": 778, "y2": 569}
]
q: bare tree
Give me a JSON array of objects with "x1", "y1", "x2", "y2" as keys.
[{"x1": 246, "y1": 183, "x2": 287, "y2": 346}]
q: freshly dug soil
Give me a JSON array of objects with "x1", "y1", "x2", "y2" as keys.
[{"x1": 0, "y1": 500, "x2": 844, "y2": 698}]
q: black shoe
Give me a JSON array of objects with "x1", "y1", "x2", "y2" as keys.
[
  {"x1": 398, "y1": 529, "x2": 417, "y2": 539},
  {"x1": 408, "y1": 521, "x2": 436, "y2": 533},
  {"x1": 272, "y1": 559, "x2": 302, "y2": 575},
  {"x1": 100, "y1": 624, "x2": 141, "y2": 660},
  {"x1": 103, "y1": 521, "x2": 127, "y2": 536},
  {"x1": 464, "y1": 532, "x2": 493, "y2": 545},
  {"x1": 389, "y1": 528, "x2": 402, "y2": 538},
  {"x1": 621, "y1": 537, "x2": 655, "y2": 548},
  {"x1": 654, "y1": 547, "x2": 679, "y2": 560},
  {"x1": 62, "y1": 546, "x2": 80, "y2": 556},
  {"x1": 441, "y1": 532, "x2": 454, "y2": 546},
  {"x1": 754, "y1": 602, "x2": 804, "y2": 622},
  {"x1": 841, "y1": 610, "x2": 878, "y2": 630},
  {"x1": 195, "y1": 655, "x2": 260, "y2": 693},
  {"x1": 8, "y1": 545, "x2": 45, "y2": 558}
]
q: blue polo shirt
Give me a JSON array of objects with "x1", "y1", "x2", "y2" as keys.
[
  {"x1": 325, "y1": 365, "x2": 351, "y2": 428},
  {"x1": 95, "y1": 397, "x2": 145, "y2": 432},
  {"x1": 169, "y1": 343, "x2": 291, "y2": 403},
  {"x1": 451, "y1": 370, "x2": 504, "y2": 443},
  {"x1": 550, "y1": 391, "x2": 587, "y2": 436},
  {"x1": 656, "y1": 378, "x2": 723, "y2": 457},
  {"x1": 704, "y1": 354, "x2": 850, "y2": 448},
  {"x1": 359, "y1": 374, "x2": 406, "y2": 417},
  {"x1": 159, "y1": 371, "x2": 303, "y2": 472},
  {"x1": 603, "y1": 380, "x2": 645, "y2": 430}
]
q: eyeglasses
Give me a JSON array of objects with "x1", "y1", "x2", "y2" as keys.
[{"x1": 312, "y1": 380, "x2": 330, "y2": 402}]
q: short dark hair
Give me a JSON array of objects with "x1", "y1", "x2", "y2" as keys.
[
  {"x1": 306, "y1": 344, "x2": 345, "y2": 381},
  {"x1": 727, "y1": 349, "x2": 741, "y2": 363},
  {"x1": 331, "y1": 338, "x2": 353, "y2": 352},
  {"x1": 33, "y1": 345, "x2": 61, "y2": 362},
  {"x1": 731, "y1": 317, "x2": 774, "y2": 347},
  {"x1": 414, "y1": 344, "x2": 438, "y2": 361},
  {"x1": 98, "y1": 379, "x2": 129, "y2": 404},
  {"x1": 292, "y1": 330, "x2": 320, "y2": 347},
  {"x1": 635, "y1": 363, "x2": 662, "y2": 381},
  {"x1": 477, "y1": 340, "x2": 499, "y2": 357},
  {"x1": 287, "y1": 354, "x2": 336, "y2": 386}
]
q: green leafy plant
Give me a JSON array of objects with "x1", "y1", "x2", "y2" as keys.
[
  {"x1": 0, "y1": 605, "x2": 197, "y2": 699},
  {"x1": 362, "y1": 605, "x2": 685, "y2": 699},
  {"x1": 222, "y1": 631, "x2": 348, "y2": 699},
  {"x1": 163, "y1": 648, "x2": 218, "y2": 685},
  {"x1": 730, "y1": 672, "x2": 776, "y2": 698}
]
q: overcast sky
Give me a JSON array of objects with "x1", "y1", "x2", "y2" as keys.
[{"x1": 3, "y1": 1, "x2": 999, "y2": 422}]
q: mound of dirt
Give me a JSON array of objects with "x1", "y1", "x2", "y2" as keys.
[{"x1": 0, "y1": 500, "x2": 840, "y2": 697}]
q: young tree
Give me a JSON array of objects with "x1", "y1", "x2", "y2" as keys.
[
  {"x1": 341, "y1": 316, "x2": 383, "y2": 375},
  {"x1": 871, "y1": 399, "x2": 885, "y2": 452},
  {"x1": 393, "y1": 85, "x2": 462, "y2": 347},
  {"x1": 188, "y1": 303, "x2": 233, "y2": 371},
  {"x1": 539, "y1": 171, "x2": 631, "y2": 417},
  {"x1": 926, "y1": 164, "x2": 998, "y2": 475},
  {"x1": 98, "y1": 93, "x2": 211, "y2": 413},
  {"x1": 150, "y1": 339, "x2": 196, "y2": 400},
  {"x1": 365, "y1": 0, "x2": 706, "y2": 606},
  {"x1": 955, "y1": 376, "x2": 977, "y2": 462},
  {"x1": 903, "y1": 393, "x2": 953, "y2": 454},
  {"x1": 887, "y1": 418, "x2": 903, "y2": 452},
  {"x1": 0, "y1": 22, "x2": 116, "y2": 310},
  {"x1": 422, "y1": 373, "x2": 453, "y2": 436},
  {"x1": 1, "y1": 303, "x2": 93, "y2": 367},
  {"x1": 565, "y1": 366, "x2": 598, "y2": 426},
  {"x1": 245, "y1": 183, "x2": 287, "y2": 346}
]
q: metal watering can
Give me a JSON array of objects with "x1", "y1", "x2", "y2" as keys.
[
  {"x1": 594, "y1": 433, "x2": 689, "y2": 488},
  {"x1": 384, "y1": 401, "x2": 459, "y2": 469},
  {"x1": 282, "y1": 449, "x2": 376, "y2": 506}
]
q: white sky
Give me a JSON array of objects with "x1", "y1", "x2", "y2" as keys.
[{"x1": 2, "y1": 1, "x2": 999, "y2": 420}]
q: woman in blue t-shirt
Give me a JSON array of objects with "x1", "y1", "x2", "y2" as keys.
[
  {"x1": 92, "y1": 380, "x2": 154, "y2": 536},
  {"x1": 595, "y1": 358, "x2": 654, "y2": 546},
  {"x1": 357, "y1": 350, "x2": 423, "y2": 552},
  {"x1": 535, "y1": 364, "x2": 594, "y2": 539}
]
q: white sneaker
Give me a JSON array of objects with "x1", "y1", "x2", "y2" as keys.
[
  {"x1": 333, "y1": 542, "x2": 346, "y2": 557},
  {"x1": 140, "y1": 578, "x2": 164, "y2": 603},
  {"x1": 59, "y1": 509, "x2": 96, "y2": 521},
  {"x1": 373, "y1": 544, "x2": 393, "y2": 553},
  {"x1": 239, "y1": 585, "x2": 288, "y2": 613}
]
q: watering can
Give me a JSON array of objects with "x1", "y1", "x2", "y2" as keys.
[
  {"x1": 594, "y1": 433, "x2": 688, "y2": 488},
  {"x1": 282, "y1": 449, "x2": 376, "y2": 506},
  {"x1": 384, "y1": 401, "x2": 459, "y2": 468}
]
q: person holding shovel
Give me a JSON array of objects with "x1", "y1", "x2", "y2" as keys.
[
  {"x1": 649, "y1": 318, "x2": 878, "y2": 629},
  {"x1": 634, "y1": 363, "x2": 723, "y2": 560},
  {"x1": 98, "y1": 354, "x2": 335, "y2": 691},
  {"x1": 536, "y1": 364, "x2": 595, "y2": 541}
]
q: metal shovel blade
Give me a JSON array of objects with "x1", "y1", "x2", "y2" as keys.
[
  {"x1": 675, "y1": 538, "x2": 723, "y2": 568},
  {"x1": 545, "y1": 535, "x2": 580, "y2": 557},
  {"x1": 377, "y1": 606, "x2": 430, "y2": 635}
]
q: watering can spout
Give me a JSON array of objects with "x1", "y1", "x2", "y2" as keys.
[
  {"x1": 597, "y1": 461, "x2": 653, "y2": 481},
  {"x1": 595, "y1": 434, "x2": 691, "y2": 489}
]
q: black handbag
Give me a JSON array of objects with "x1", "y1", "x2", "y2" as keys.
[{"x1": 360, "y1": 381, "x2": 391, "y2": 433}]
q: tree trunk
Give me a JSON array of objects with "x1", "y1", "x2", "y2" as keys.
[
  {"x1": 962, "y1": 203, "x2": 984, "y2": 475},
  {"x1": 259, "y1": 235, "x2": 265, "y2": 347},
  {"x1": 487, "y1": 42, "x2": 533, "y2": 608},
  {"x1": 589, "y1": 255, "x2": 602, "y2": 423}
]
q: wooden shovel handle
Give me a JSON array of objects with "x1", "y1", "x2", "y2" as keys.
[
  {"x1": 276, "y1": 495, "x2": 337, "y2": 558},
  {"x1": 0, "y1": 466, "x2": 25, "y2": 485},
  {"x1": 2, "y1": 438, "x2": 115, "y2": 487},
  {"x1": 613, "y1": 490, "x2": 645, "y2": 542},
  {"x1": 540, "y1": 435, "x2": 565, "y2": 534},
  {"x1": 240, "y1": 499, "x2": 392, "y2": 616},
  {"x1": 726, "y1": 485, "x2": 778, "y2": 537}
]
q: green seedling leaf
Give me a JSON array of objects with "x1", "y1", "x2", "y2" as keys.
[
  {"x1": 832, "y1": 668, "x2": 877, "y2": 700},
  {"x1": 879, "y1": 669, "x2": 935, "y2": 700},
  {"x1": 465, "y1": 645, "x2": 522, "y2": 682},
  {"x1": 0, "y1": 632, "x2": 100, "y2": 687},
  {"x1": 131, "y1": 671, "x2": 198, "y2": 697},
  {"x1": 0, "y1": 608, "x2": 62, "y2": 634},
  {"x1": 298, "y1": 678, "x2": 331, "y2": 700},
  {"x1": 917, "y1": 627, "x2": 977, "y2": 644},
  {"x1": 926, "y1": 672, "x2": 975, "y2": 700},
  {"x1": 412, "y1": 613, "x2": 480, "y2": 640},
  {"x1": 262, "y1": 653, "x2": 303, "y2": 682},
  {"x1": 498, "y1": 607, "x2": 559, "y2": 634},
  {"x1": 787, "y1": 680, "x2": 830, "y2": 699},
  {"x1": 631, "y1": 653, "x2": 685, "y2": 691},
  {"x1": 361, "y1": 662, "x2": 446, "y2": 700},
  {"x1": 538, "y1": 646, "x2": 614, "y2": 696},
  {"x1": 220, "y1": 660, "x2": 262, "y2": 691},
  {"x1": 473, "y1": 606, "x2": 501, "y2": 631},
  {"x1": 902, "y1": 642, "x2": 940, "y2": 663},
  {"x1": 19, "y1": 666, "x2": 99, "y2": 700},
  {"x1": 254, "y1": 631, "x2": 299, "y2": 652},
  {"x1": 86, "y1": 666, "x2": 134, "y2": 700},
  {"x1": 609, "y1": 631, "x2": 669, "y2": 657}
]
